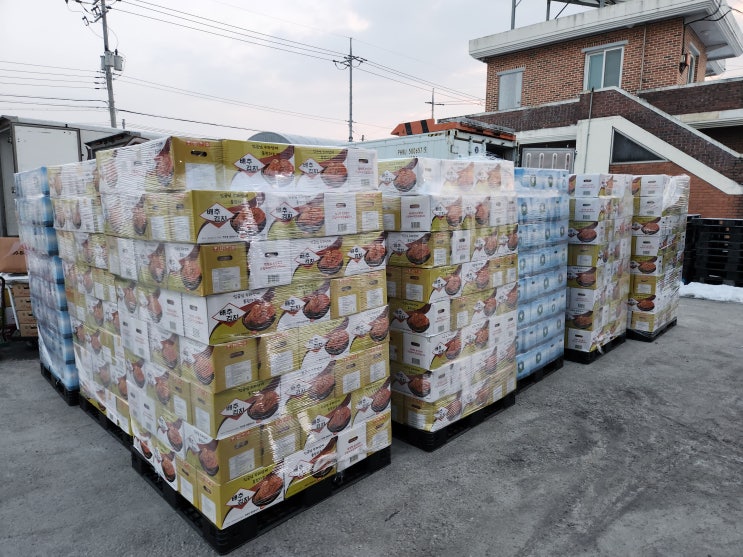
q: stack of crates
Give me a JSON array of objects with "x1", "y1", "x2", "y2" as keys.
[
  {"x1": 513, "y1": 169, "x2": 570, "y2": 380},
  {"x1": 14, "y1": 166, "x2": 75, "y2": 386},
  {"x1": 564, "y1": 174, "x2": 634, "y2": 359},
  {"x1": 96, "y1": 136, "x2": 391, "y2": 530},
  {"x1": 628, "y1": 175, "x2": 690, "y2": 338},
  {"x1": 382, "y1": 157, "x2": 519, "y2": 438}
]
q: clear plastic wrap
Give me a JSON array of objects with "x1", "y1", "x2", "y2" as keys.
[
  {"x1": 514, "y1": 187, "x2": 568, "y2": 380},
  {"x1": 380, "y1": 157, "x2": 519, "y2": 434},
  {"x1": 627, "y1": 175, "x2": 690, "y2": 337},
  {"x1": 565, "y1": 173, "x2": 634, "y2": 353}
]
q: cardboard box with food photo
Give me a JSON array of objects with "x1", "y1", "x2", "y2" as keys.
[
  {"x1": 294, "y1": 145, "x2": 377, "y2": 192},
  {"x1": 261, "y1": 413, "x2": 303, "y2": 465},
  {"x1": 180, "y1": 336, "x2": 259, "y2": 393},
  {"x1": 391, "y1": 361, "x2": 462, "y2": 403},
  {"x1": 185, "y1": 422, "x2": 262, "y2": 485},
  {"x1": 349, "y1": 376, "x2": 392, "y2": 426},
  {"x1": 261, "y1": 190, "x2": 382, "y2": 239},
  {"x1": 74, "y1": 232, "x2": 109, "y2": 270},
  {"x1": 283, "y1": 436, "x2": 337, "y2": 499},
  {"x1": 247, "y1": 231, "x2": 386, "y2": 290},
  {"x1": 198, "y1": 461, "x2": 285, "y2": 529},
  {"x1": 180, "y1": 279, "x2": 331, "y2": 345},
  {"x1": 377, "y1": 157, "x2": 441, "y2": 195},
  {"x1": 135, "y1": 240, "x2": 168, "y2": 289},
  {"x1": 282, "y1": 360, "x2": 342, "y2": 416},
  {"x1": 404, "y1": 391, "x2": 463, "y2": 432},
  {"x1": 190, "y1": 376, "x2": 283, "y2": 439},
  {"x1": 386, "y1": 230, "x2": 472, "y2": 269},
  {"x1": 328, "y1": 343, "x2": 388, "y2": 398},
  {"x1": 389, "y1": 298, "x2": 450, "y2": 336},
  {"x1": 154, "y1": 189, "x2": 269, "y2": 244},
  {"x1": 97, "y1": 136, "x2": 224, "y2": 194},
  {"x1": 390, "y1": 328, "x2": 464, "y2": 371},
  {"x1": 296, "y1": 392, "x2": 354, "y2": 448},
  {"x1": 176, "y1": 457, "x2": 199, "y2": 509},
  {"x1": 222, "y1": 140, "x2": 295, "y2": 191},
  {"x1": 398, "y1": 264, "x2": 463, "y2": 303},
  {"x1": 329, "y1": 269, "x2": 387, "y2": 318},
  {"x1": 165, "y1": 242, "x2": 248, "y2": 296}
]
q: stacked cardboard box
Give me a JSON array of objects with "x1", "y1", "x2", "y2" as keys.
[
  {"x1": 564, "y1": 174, "x2": 634, "y2": 356},
  {"x1": 628, "y1": 175, "x2": 690, "y2": 336},
  {"x1": 382, "y1": 157, "x2": 519, "y2": 433},
  {"x1": 95, "y1": 136, "x2": 389, "y2": 530},
  {"x1": 13, "y1": 166, "x2": 76, "y2": 386},
  {"x1": 42, "y1": 159, "x2": 134, "y2": 429},
  {"x1": 514, "y1": 174, "x2": 569, "y2": 380}
]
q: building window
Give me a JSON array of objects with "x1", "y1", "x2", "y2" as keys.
[
  {"x1": 611, "y1": 130, "x2": 665, "y2": 164},
  {"x1": 583, "y1": 42, "x2": 625, "y2": 91},
  {"x1": 498, "y1": 68, "x2": 523, "y2": 110}
]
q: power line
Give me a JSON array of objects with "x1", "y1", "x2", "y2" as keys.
[
  {"x1": 0, "y1": 60, "x2": 99, "y2": 74},
  {"x1": 119, "y1": 0, "x2": 483, "y2": 103},
  {"x1": 116, "y1": 107, "x2": 263, "y2": 132},
  {"x1": 126, "y1": 0, "x2": 346, "y2": 58},
  {"x1": 114, "y1": 6, "x2": 338, "y2": 62},
  {"x1": 112, "y1": 73, "x2": 392, "y2": 130},
  {"x1": 0, "y1": 93, "x2": 107, "y2": 103},
  {"x1": 0, "y1": 73, "x2": 101, "y2": 85},
  {"x1": 0, "y1": 81, "x2": 100, "y2": 90}
]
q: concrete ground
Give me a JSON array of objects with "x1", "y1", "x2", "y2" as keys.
[{"x1": 1, "y1": 297, "x2": 741, "y2": 557}]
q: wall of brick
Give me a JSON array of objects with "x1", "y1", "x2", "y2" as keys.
[
  {"x1": 483, "y1": 18, "x2": 692, "y2": 111},
  {"x1": 609, "y1": 161, "x2": 743, "y2": 219},
  {"x1": 639, "y1": 79, "x2": 743, "y2": 115}
]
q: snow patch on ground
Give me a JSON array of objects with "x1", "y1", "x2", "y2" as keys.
[{"x1": 680, "y1": 282, "x2": 743, "y2": 304}]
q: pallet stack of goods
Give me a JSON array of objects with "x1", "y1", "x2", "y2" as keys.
[
  {"x1": 14, "y1": 166, "x2": 76, "y2": 398},
  {"x1": 627, "y1": 175, "x2": 690, "y2": 340},
  {"x1": 381, "y1": 157, "x2": 519, "y2": 449},
  {"x1": 513, "y1": 169, "x2": 569, "y2": 383},
  {"x1": 94, "y1": 136, "x2": 391, "y2": 539},
  {"x1": 564, "y1": 174, "x2": 633, "y2": 362},
  {"x1": 48, "y1": 159, "x2": 133, "y2": 430}
]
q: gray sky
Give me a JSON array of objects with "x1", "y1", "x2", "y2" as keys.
[{"x1": 1, "y1": 0, "x2": 743, "y2": 143}]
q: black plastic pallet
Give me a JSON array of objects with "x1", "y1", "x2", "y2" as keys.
[
  {"x1": 40, "y1": 363, "x2": 79, "y2": 406},
  {"x1": 516, "y1": 356, "x2": 564, "y2": 393},
  {"x1": 564, "y1": 334, "x2": 626, "y2": 365},
  {"x1": 627, "y1": 318, "x2": 677, "y2": 343},
  {"x1": 79, "y1": 395, "x2": 133, "y2": 450},
  {"x1": 132, "y1": 444, "x2": 391, "y2": 555},
  {"x1": 392, "y1": 391, "x2": 517, "y2": 452}
]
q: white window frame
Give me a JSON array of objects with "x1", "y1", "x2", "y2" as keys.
[
  {"x1": 582, "y1": 41, "x2": 626, "y2": 91},
  {"x1": 497, "y1": 67, "x2": 524, "y2": 111},
  {"x1": 687, "y1": 44, "x2": 699, "y2": 84}
]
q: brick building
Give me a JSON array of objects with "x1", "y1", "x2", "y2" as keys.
[{"x1": 462, "y1": 0, "x2": 743, "y2": 217}]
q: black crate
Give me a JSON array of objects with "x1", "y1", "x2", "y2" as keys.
[
  {"x1": 79, "y1": 395, "x2": 133, "y2": 450},
  {"x1": 564, "y1": 334, "x2": 626, "y2": 365},
  {"x1": 132, "y1": 443, "x2": 391, "y2": 555},
  {"x1": 627, "y1": 318, "x2": 677, "y2": 343},
  {"x1": 40, "y1": 363, "x2": 79, "y2": 406},
  {"x1": 516, "y1": 356, "x2": 564, "y2": 393},
  {"x1": 392, "y1": 391, "x2": 516, "y2": 452}
]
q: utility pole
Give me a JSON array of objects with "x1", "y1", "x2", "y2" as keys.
[
  {"x1": 78, "y1": 0, "x2": 122, "y2": 127},
  {"x1": 334, "y1": 38, "x2": 365, "y2": 142},
  {"x1": 424, "y1": 89, "x2": 444, "y2": 120},
  {"x1": 99, "y1": 0, "x2": 116, "y2": 127}
]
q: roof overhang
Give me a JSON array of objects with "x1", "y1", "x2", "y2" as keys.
[{"x1": 470, "y1": 0, "x2": 743, "y2": 71}]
